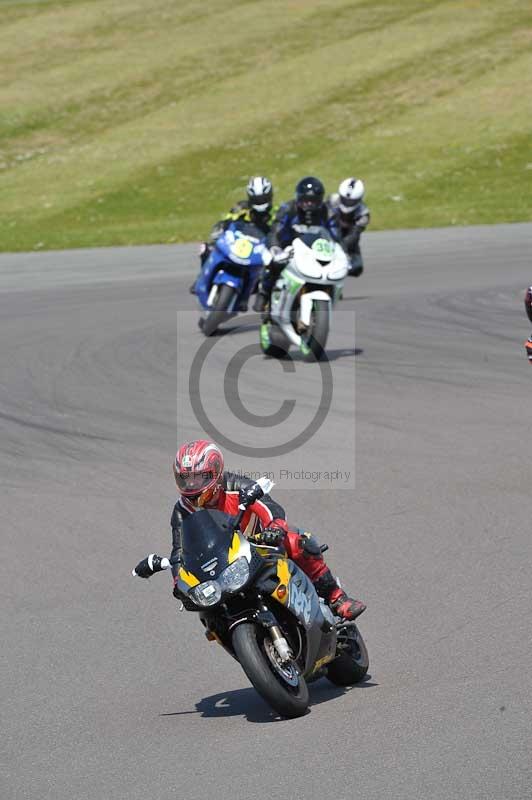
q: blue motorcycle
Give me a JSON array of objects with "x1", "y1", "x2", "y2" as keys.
[{"x1": 195, "y1": 220, "x2": 272, "y2": 336}]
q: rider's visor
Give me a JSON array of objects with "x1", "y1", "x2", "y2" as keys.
[
  {"x1": 339, "y1": 198, "x2": 361, "y2": 214},
  {"x1": 250, "y1": 199, "x2": 271, "y2": 213},
  {"x1": 176, "y1": 469, "x2": 216, "y2": 495},
  {"x1": 298, "y1": 197, "x2": 321, "y2": 211}
]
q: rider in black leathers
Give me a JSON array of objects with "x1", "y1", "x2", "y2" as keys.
[
  {"x1": 253, "y1": 176, "x2": 340, "y2": 313},
  {"x1": 327, "y1": 177, "x2": 370, "y2": 277}
]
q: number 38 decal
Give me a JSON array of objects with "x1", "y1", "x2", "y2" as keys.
[{"x1": 311, "y1": 238, "x2": 335, "y2": 260}]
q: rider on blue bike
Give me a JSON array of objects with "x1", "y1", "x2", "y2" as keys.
[{"x1": 190, "y1": 177, "x2": 275, "y2": 296}]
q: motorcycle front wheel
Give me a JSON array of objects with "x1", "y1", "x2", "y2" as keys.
[
  {"x1": 259, "y1": 320, "x2": 290, "y2": 359},
  {"x1": 201, "y1": 284, "x2": 236, "y2": 336},
  {"x1": 301, "y1": 299, "x2": 329, "y2": 362},
  {"x1": 232, "y1": 622, "x2": 309, "y2": 718}
]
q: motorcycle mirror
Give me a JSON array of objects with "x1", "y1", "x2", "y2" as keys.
[{"x1": 256, "y1": 476, "x2": 275, "y2": 495}]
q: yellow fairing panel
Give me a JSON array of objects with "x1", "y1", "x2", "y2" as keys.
[
  {"x1": 179, "y1": 567, "x2": 200, "y2": 587},
  {"x1": 228, "y1": 531, "x2": 241, "y2": 564},
  {"x1": 271, "y1": 557, "x2": 291, "y2": 605},
  {"x1": 227, "y1": 531, "x2": 252, "y2": 564}
]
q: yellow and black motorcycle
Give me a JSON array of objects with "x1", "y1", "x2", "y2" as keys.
[{"x1": 142, "y1": 480, "x2": 368, "y2": 718}]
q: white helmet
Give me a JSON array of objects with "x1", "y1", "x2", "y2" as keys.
[
  {"x1": 338, "y1": 177, "x2": 365, "y2": 214},
  {"x1": 247, "y1": 176, "x2": 273, "y2": 213}
]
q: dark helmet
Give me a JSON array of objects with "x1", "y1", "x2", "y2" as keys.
[{"x1": 295, "y1": 176, "x2": 325, "y2": 217}]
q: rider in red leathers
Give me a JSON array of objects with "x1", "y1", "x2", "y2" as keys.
[{"x1": 133, "y1": 439, "x2": 366, "y2": 621}]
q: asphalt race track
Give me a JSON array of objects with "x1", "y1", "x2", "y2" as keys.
[{"x1": 2, "y1": 224, "x2": 532, "y2": 800}]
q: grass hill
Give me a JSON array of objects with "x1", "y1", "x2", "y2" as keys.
[{"x1": 1, "y1": 0, "x2": 531, "y2": 251}]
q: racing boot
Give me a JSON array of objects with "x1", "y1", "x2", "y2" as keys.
[
  {"x1": 191, "y1": 242, "x2": 212, "y2": 293},
  {"x1": 347, "y1": 251, "x2": 364, "y2": 277},
  {"x1": 525, "y1": 336, "x2": 532, "y2": 363},
  {"x1": 328, "y1": 585, "x2": 366, "y2": 620},
  {"x1": 314, "y1": 568, "x2": 366, "y2": 621},
  {"x1": 285, "y1": 531, "x2": 366, "y2": 621}
]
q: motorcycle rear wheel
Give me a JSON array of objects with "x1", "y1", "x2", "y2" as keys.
[
  {"x1": 202, "y1": 284, "x2": 236, "y2": 336},
  {"x1": 232, "y1": 622, "x2": 309, "y2": 718},
  {"x1": 326, "y1": 625, "x2": 369, "y2": 686}
]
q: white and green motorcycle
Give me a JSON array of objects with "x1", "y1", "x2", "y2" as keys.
[{"x1": 260, "y1": 226, "x2": 348, "y2": 361}]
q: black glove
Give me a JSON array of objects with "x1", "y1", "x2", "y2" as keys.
[
  {"x1": 254, "y1": 527, "x2": 285, "y2": 546},
  {"x1": 132, "y1": 554, "x2": 167, "y2": 578},
  {"x1": 239, "y1": 482, "x2": 265, "y2": 509},
  {"x1": 270, "y1": 245, "x2": 292, "y2": 265}
]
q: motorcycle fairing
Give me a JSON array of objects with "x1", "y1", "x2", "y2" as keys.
[
  {"x1": 175, "y1": 524, "x2": 338, "y2": 678},
  {"x1": 175, "y1": 509, "x2": 251, "y2": 596},
  {"x1": 278, "y1": 559, "x2": 321, "y2": 629},
  {"x1": 299, "y1": 290, "x2": 332, "y2": 327},
  {"x1": 212, "y1": 269, "x2": 243, "y2": 301},
  {"x1": 196, "y1": 222, "x2": 269, "y2": 310},
  {"x1": 267, "y1": 225, "x2": 347, "y2": 348},
  {"x1": 216, "y1": 228, "x2": 272, "y2": 267},
  {"x1": 268, "y1": 558, "x2": 337, "y2": 675}
]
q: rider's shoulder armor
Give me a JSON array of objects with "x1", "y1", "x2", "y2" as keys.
[
  {"x1": 223, "y1": 201, "x2": 251, "y2": 222},
  {"x1": 327, "y1": 193, "x2": 340, "y2": 211},
  {"x1": 274, "y1": 200, "x2": 296, "y2": 223}
]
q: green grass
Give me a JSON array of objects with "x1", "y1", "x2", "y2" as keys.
[{"x1": 0, "y1": 0, "x2": 531, "y2": 251}]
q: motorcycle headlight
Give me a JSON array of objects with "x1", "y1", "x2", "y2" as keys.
[
  {"x1": 190, "y1": 580, "x2": 222, "y2": 607},
  {"x1": 219, "y1": 557, "x2": 250, "y2": 593}
]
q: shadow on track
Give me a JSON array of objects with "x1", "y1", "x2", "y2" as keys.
[{"x1": 160, "y1": 675, "x2": 377, "y2": 724}]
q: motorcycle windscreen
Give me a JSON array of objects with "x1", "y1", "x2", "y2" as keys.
[
  {"x1": 231, "y1": 219, "x2": 264, "y2": 240},
  {"x1": 180, "y1": 509, "x2": 235, "y2": 574},
  {"x1": 296, "y1": 226, "x2": 334, "y2": 249},
  {"x1": 217, "y1": 221, "x2": 266, "y2": 266}
]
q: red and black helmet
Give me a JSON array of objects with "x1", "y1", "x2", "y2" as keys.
[{"x1": 173, "y1": 440, "x2": 224, "y2": 507}]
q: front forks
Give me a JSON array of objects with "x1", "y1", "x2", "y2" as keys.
[{"x1": 256, "y1": 598, "x2": 293, "y2": 664}]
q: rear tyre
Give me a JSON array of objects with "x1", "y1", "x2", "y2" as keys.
[
  {"x1": 202, "y1": 284, "x2": 237, "y2": 336},
  {"x1": 232, "y1": 622, "x2": 309, "y2": 718},
  {"x1": 326, "y1": 625, "x2": 369, "y2": 686},
  {"x1": 260, "y1": 321, "x2": 290, "y2": 359},
  {"x1": 301, "y1": 299, "x2": 329, "y2": 361}
]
